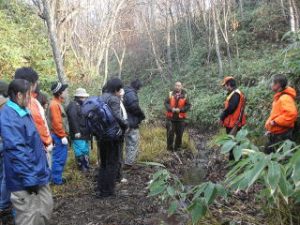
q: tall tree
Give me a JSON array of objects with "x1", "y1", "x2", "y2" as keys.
[
  {"x1": 34, "y1": 0, "x2": 68, "y2": 86},
  {"x1": 212, "y1": 0, "x2": 223, "y2": 77}
]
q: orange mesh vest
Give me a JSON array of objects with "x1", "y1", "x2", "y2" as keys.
[
  {"x1": 166, "y1": 92, "x2": 187, "y2": 119},
  {"x1": 223, "y1": 89, "x2": 246, "y2": 128}
]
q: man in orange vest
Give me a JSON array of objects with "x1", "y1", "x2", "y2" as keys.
[
  {"x1": 165, "y1": 81, "x2": 191, "y2": 151},
  {"x1": 220, "y1": 76, "x2": 246, "y2": 159},
  {"x1": 265, "y1": 74, "x2": 298, "y2": 154}
]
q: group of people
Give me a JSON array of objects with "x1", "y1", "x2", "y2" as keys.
[
  {"x1": 163, "y1": 74, "x2": 298, "y2": 160},
  {"x1": 0, "y1": 68, "x2": 145, "y2": 224},
  {"x1": 0, "y1": 67, "x2": 297, "y2": 225},
  {"x1": 219, "y1": 75, "x2": 298, "y2": 158}
]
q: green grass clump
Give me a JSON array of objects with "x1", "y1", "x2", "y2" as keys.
[{"x1": 138, "y1": 124, "x2": 196, "y2": 162}]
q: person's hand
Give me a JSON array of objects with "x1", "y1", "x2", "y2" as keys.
[
  {"x1": 172, "y1": 108, "x2": 176, "y2": 113},
  {"x1": 219, "y1": 120, "x2": 224, "y2": 127},
  {"x1": 61, "y1": 137, "x2": 68, "y2": 145},
  {"x1": 265, "y1": 131, "x2": 271, "y2": 136},
  {"x1": 75, "y1": 133, "x2": 81, "y2": 139},
  {"x1": 25, "y1": 185, "x2": 39, "y2": 195},
  {"x1": 269, "y1": 120, "x2": 276, "y2": 126},
  {"x1": 46, "y1": 143, "x2": 54, "y2": 152},
  {"x1": 175, "y1": 108, "x2": 180, "y2": 113}
]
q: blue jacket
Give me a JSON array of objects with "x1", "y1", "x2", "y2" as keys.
[{"x1": 0, "y1": 100, "x2": 51, "y2": 192}]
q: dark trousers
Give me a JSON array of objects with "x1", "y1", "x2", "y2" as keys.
[
  {"x1": 226, "y1": 127, "x2": 240, "y2": 160},
  {"x1": 116, "y1": 139, "x2": 124, "y2": 182},
  {"x1": 167, "y1": 120, "x2": 186, "y2": 151},
  {"x1": 97, "y1": 139, "x2": 121, "y2": 195},
  {"x1": 265, "y1": 130, "x2": 293, "y2": 154}
]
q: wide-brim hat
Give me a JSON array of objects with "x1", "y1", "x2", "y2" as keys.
[
  {"x1": 74, "y1": 88, "x2": 89, "y2": 97},
  {"x1": 51, "y1": 81, "x2": 68, "y2": 94},
  {"x1": 221, "y1": 76, "x2": 235, "y2": 86}
]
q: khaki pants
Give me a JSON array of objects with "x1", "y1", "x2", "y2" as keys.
[{"x1": 11, "y1": 185, "x2": 53, "y2": 225}]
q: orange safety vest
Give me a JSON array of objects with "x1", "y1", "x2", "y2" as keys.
[
  {"x1": 223, "y1": 89, "x2": 246, "y2": 128},
  {"x1": 166, "y1": 91, "x2": 188, "y2": 119}
]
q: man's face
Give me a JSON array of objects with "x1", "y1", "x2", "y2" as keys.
[
  {"x1": 79, "y1": 97, "x2": 87, "y2": 102},
  {"x1": 174, "y1": 82, "x2": 182, "y2": 92},
  {"x1": 271, "y1": 82, "x2": 281, "y2": 92},
  {"x1": 18, "y1": 91, "x2": 30, "y2": 107},
  {"x1": 115, "y1": 89, "x2": 122, "y2": 97},
  {"x1": 32, "y1": 82, "x2": 38, "y2": 93},
  {"x1": 61, "y1": 89, "x2": 68, "y2": 99},
  {"x1": 224, "y1": 84, "x2": 232, "y2": 92}
]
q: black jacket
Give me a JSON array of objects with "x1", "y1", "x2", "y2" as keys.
[
  {"x1": 123, "y1": 87, "x2": 145, "y2": 128},
  {"x1": 164, "y1": 89, "x2": 191, "y2": 121},
  {"x1": 101, "y1": 93, "x2": 129, "y2": 130},
  {"x1": 220, "y1": 91, "x2": 240, "y2": 122},
  {"x1": 66, "y1": 99, "x2": 91, "y2": 140}
]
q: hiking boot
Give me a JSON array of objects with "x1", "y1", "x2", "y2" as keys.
[
  {"x1": 95, "y1": 191, "x2": 115, "y2": 199},
  {"x1": 0, "y1": 207, "x2": 14, "y2": 225}
]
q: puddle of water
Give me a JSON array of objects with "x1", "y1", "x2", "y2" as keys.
[{"x1": 182, "y1": 166, "x2": 207, "y2": 185}]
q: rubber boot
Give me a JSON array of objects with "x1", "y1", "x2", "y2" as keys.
[
  {"x1": 82, "y1": 155, "x2": 90, "y2": 173},
  {"x1": 76, "y1": 157, "x2": 83, "y2": 170}
]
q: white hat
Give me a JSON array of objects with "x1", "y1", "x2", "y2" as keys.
[{"x1": 74, "y1": 88, "x2": 89, "y2": 97}]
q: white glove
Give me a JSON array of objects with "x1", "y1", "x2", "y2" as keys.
[
  {"x1": 61, "y1": 137, "x2": 68, "y2": 145},
  {"x1": 75, "y1": 133, "x2": 81, "y2": 139},
  {"x1": 46, "y1": 143, "x2": 54, "y2": 152}
]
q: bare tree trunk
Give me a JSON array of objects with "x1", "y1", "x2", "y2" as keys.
[
  {"x1": 288, "y1": 0, "x2": 298, "y2": 32},
  {"x1": 166, "y1": 0, "x2": 173, "y2": 81},
  {"x1": 239, "y1": 0, "x2": 244, "y2": 20},
  {"x1": 113, "y1": 46, "x2": 126, "y2": 78},
  {"x1": 103, "y1": 47, "x2": 109, "y2": 87},
  {"x1": 280, "y1": 0, "x2": 287, "y2": 18},
  {"x1": 142, "y1": 15, "x2": 163, "y2": 74},
  {"x1": 41, "y1": 0, "x2": 68, "y2": 85},
  {"x1": 170, "y1": 7, "x2": 181, "y2": 67},
  {"x1": 212, "y1": 2, "x2": 223, "y2": 77}
]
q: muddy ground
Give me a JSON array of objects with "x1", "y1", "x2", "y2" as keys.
[{"x1": 50, "y1": 130, "x2": 265, "y2": 225}]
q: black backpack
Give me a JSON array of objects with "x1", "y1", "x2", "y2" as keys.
[{"x1": 81, "y1": 96, "x2": 122, "y2": 140}]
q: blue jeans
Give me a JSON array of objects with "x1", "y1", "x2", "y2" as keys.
[
  {"x1": 51, "y1": 134, "x2": 68, "y2": 185},
  {"x1": 72, "y1": 140, "x2": 90, "y2": 157},
  {"x1": 0, "y1": 142, "x2": 11, "y2": 210}
]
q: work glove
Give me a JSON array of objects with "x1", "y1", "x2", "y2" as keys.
[
  {"x1": 61, "y1": 137, "x2": 68, "y2": 145},
  {"x1": 46, "y1": 143, "x2": 54, "y2": 152},
  {"x1": 25, "y1": 185, "x2": 39, "y2": 195},
  {"x1": 75, "y1": 133, "x2": 81, "y2": 139}
]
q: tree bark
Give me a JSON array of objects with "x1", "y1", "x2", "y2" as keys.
[
  {"x1": 41, "y1": 0, "x2": 68, "y2": 85},
  {"x1": 288, "y1": 0, "x2": 298, "y2": 32},
  {"x1": 166, "y1": 0, "x2": 173, "y2": 81},
  {"x1": 212, "y1": 1, "x2": 223, "y2": 77}
]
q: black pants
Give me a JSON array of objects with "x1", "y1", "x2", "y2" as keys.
[
  {"x1": 265, "y1": 130, "x2": 293, "y2": 154},
  {"x1": 226, "y1": 127, "x2": 240, "y2": 160},
  {"x1": 167, "y1": 120, "x2": 186, "y2": 151},
  {"x1": 97, "y1": 139, "x2": 121, "y2": 195},
  {"x1": 116, "y1": 139, "x2": 124, "y2": 182}
]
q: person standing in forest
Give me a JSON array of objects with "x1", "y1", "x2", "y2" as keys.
[
  {"x1": 0, "y1": 81, "x2": 14, "y2": 225},
  {"x1": 66, "y1": 88, "x2": 91, "y2": 172},
  {"x1": 123, "y1": 79, "x2": 145, "y2": 168},
  {"x1": 49, "y1": 81, "x2": 69, "y2": 185},
  {"x1": 96, "y1": 78, "x2": 128, "y2": 198},
  {"x1": 0, "y1": 79, "x2": 53, "y2": 225},
  {"x1": 265, "y1": 74, "x2": 298, "y2": 153},
  {"x1": 14, "y1": 67, "x2": 53, "y2": 165},
  {"x1": 165, "y1": 81, "x2": 191, "y2": 151},
  {"x1": 220, "y1": 76, "x2": 246, "y2": 160}
]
